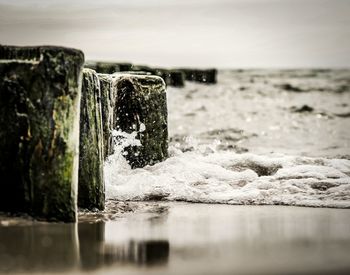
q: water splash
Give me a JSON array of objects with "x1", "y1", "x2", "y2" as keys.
[
  {"x1": 104, "y1": 132, "x2": 350, "y2": 208},
  {"x1": 104, "y1": 127, "x2": 143, "y2": 187},
  {"x1": 103, "y1": 70, "x2": 350, "y2": 208}
]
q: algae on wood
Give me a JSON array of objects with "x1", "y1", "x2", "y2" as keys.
[
  {"x1": 78, "y1": 69, "x2": 104, "y2": 210},
  {"x1": 114, "y1": 74, "x2": 168, "y2": 168},
  {"x1": 97, "y1": 74, "x2": 117, "y2": 159},
  {"x1": 0, "y1": 45, "x2": 84, "y2": 222}
]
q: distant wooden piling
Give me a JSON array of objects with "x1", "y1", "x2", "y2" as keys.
[
  {"x1": 180, "y1": 68, "x2": 217, "y2": 84},
  {"x1": 85, "y1": 62, "x2": 132, "y2": 74},
  {"x1": 132, "y1": 66, "x2": 185, "y2": 87},
  {"x1": 158, "y1": 69, "x2": 185, "y2": 88},
  {"x1": 0, "y1": 45, "x2": 84, "y2": 222},
  {"x1": 78, "y1": 69, "x2": 105, "y2": 210}
]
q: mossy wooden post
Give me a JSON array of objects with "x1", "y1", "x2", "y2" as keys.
[
  {"x1": 78, "y1": 69, "x2": 104, "y2": 210},
  {"x1": 97, "y1": 74, "x2": 117, "y2": 159},
  {"x1": 0, "y1": 45, "x2": 83, "y2": 222},
  {"x1": 114, "y1": 74, "x2": 168, "y2": 168}
]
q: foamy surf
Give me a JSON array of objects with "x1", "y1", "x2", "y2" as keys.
[
  {"x1": 105, "y1": 70, "x2": 350, "y2": 209},
  {"x1": 104, "y1": 138, "x2": 350, "y2": 208}
]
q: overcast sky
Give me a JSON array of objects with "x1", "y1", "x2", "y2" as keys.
[{"x1": 0, "y1": 0, "x2": 349, "y2": 68}]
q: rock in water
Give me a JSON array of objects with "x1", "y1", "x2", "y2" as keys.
[
  {"x1": 97, "y1": 74, "x2": 117, "y2": 159},
  {"x1": 78, "y1": 69, "x2": 105, "y2": 210},
  {"x1": 114, "y1": 74, "x2": 168, "y2": 168},
  {"x1": 0, "y1": 45, "x2": 84, "y2": 222}
]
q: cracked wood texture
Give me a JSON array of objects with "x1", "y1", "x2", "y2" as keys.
[
  {"x1": 78, "y1": 69, "x2": 105, "y2": 210},
  {"x1": 0, "y1": 45, "x2": 84, "y2": 222}
]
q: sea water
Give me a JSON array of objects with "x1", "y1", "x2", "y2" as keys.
[{"x1": 105, "y1": 69, "x2": 350, "y2": 209}]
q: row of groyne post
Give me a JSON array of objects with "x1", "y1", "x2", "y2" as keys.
[
  {"x1": 85, "y1": 61, "x2": 217, "y2": 87},
  {"x1": 0, "y1": 45, "x2": 217, "y2": 222}
]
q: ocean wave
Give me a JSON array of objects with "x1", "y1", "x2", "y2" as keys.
[{"x1": 105, "y1": 143, "x2": 350, "y2": 208}]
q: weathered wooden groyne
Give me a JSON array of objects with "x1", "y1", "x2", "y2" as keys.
[
  {"x1": 0, "y1": 45, "x2": 216, "y2": 221},
  {"x1": 0, "y1": 45, "x2": 171, "y2": 221},
  {"x1": 85, "y1": 62, "x2": 217, "y2": 86}
]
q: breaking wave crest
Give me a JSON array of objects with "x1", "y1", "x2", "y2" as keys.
[{"x1": 104, "y1": 135, "x2": 350, "y2": 208}]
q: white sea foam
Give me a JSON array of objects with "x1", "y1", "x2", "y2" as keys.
[
  {"x1": 104, "y1": 136, "x2": 350, "y2": 208},
  {"x1": 105, "y1": 70, "x2": 350, "y2": 208}
]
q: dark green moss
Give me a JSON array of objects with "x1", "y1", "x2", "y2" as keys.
[
  {"x1": 78, "y1": 69, "x2": 104, "y2": 210},
  {"x1": 97, "y1": 74, "x2": 116, "y2": 159},
  {"x1": 0, "y1": 45, "x2": 84, "y2": 222}
]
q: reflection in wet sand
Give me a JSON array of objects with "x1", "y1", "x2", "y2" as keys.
[
  {"x1": 0, "y1": 203, "x2": 349, "y2": 274},
  {"x1": 78, "y1": 222, "x2": 105, "y2": 270},
  {"x1": 78, "y1": 221, "x2": 169, "y2": 270},
  {"x1": 0, "y1": 218, "x2": 169, "y2": 273},
  {"x1": 0, "y1": 223, "x2": 79, "y2": 272},
  {"x1": 103, "y1": 240, "x2": 169, "y2": 266}
]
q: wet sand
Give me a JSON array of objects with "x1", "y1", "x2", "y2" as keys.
[{"x1": 1, "y1": 202, "x2": 350, "y2": 275}]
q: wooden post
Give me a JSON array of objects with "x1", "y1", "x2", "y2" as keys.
[
  {"x1": 113, "y1": 74, "x2": 168, "y2": 168},
  {"x1": 78, "y1": 69, "x2": 105, "y2": 210},
  {"x1": 0, "y1": 45, "x2": 84, "y2": 222}
]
